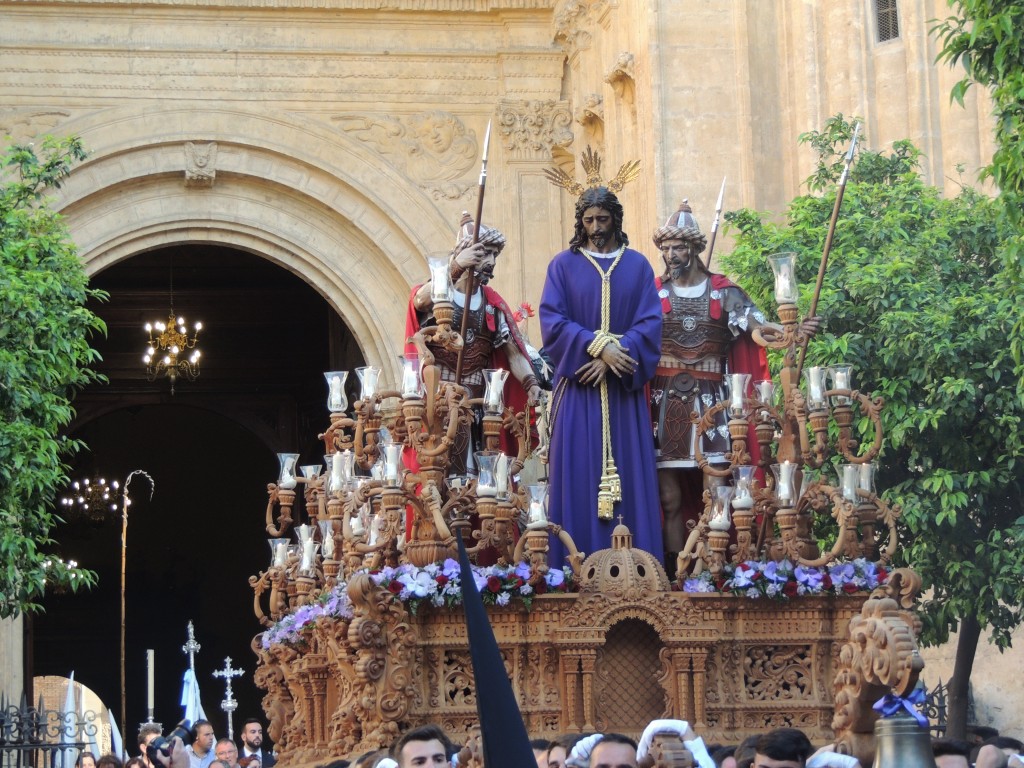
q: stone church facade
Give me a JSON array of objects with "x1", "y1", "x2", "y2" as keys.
[{"x1": 0, "y1": 0, "x2": 1007, "y2": 720}]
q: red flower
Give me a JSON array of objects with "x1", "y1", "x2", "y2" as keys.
[
  {"x1": 751, "y1": 572, "x2": 763, "y2": 581},
  {"x1": 842, "y1": 583, "x2": 859, "y2": 594},
  {"x1": 436, "y1": 575, "x2": 449, "y2": 587},
  {"x1": 387, "y1": 581, "x2": 403, "y2": 594},
  {"x1": 486, "y1": 576, "x2": 502, "y2": 593},
  {"x1": 822, "y1": 574, "x2": 833, "y2": 590},
  {"x1": 877, "y1": 567, "x2": 888, "y2": 582},
  {"x1": 534, "y1": 580, "x2": 547, "y2": 595},
  {"x1": 783, "y1": 581, "x2": 799, "y2": 598},
  {"x1": 715, "y1": 578, "x2": 728, "y2": 591}
]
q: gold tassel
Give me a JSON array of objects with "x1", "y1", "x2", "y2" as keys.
[{"x1": 597, "y1": 475, "x2": 615, "y2": 520}]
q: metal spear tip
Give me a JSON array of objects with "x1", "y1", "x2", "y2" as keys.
[
  {"x1": 846, "y1": 122, "x2": 861, "y2": 161},
  {"x1": 715, "y1": 176, "x2": 726, "y2": 210},
  {"x1": 482, "y1": 119, "x2": 491, "y2": 160}
]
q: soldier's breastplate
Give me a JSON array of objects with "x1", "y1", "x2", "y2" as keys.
[
  {"x1": 432, "y1": 303, "x2": 495, "y2": 375},
  {"x1": 661, "y1": 291, "x2": 733, "y2": 363}
]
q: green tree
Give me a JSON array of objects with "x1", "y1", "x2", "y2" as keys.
[
  {"x1": 0, "y1": 136, "x2": 102, "y2": 617},
  {"x1": 932, "y1": 1, "x2": 1024, "y2": 377},
  {"x1": 721, "y1": 115, "x2": 1024, "y2": 739}
]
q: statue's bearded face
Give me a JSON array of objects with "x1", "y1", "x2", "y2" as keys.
[
  {"x1": 659, "y1": 237, "x2": 696, "y2": 279},
  {"x1": 582, "y1": 206, "x2": 614, "y2": 250},
  {"x1": 476, "y1": 245, "x2": 501, "y2": 284}
]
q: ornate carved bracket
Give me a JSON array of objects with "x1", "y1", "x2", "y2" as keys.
[{"x1": 497, "y1": 100, "x2": 573, "y2": 162}]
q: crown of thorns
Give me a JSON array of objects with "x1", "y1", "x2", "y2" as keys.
[{"x1": 543, "y1": 146, "x2": 641, "y2": 196}]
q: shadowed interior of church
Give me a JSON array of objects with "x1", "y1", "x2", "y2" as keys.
[{"x1": 31, "y1": 245, "x2": 365, "y2": 743}]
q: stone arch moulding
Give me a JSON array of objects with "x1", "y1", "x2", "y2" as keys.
[{"x1": 51, "y1": 105, "x2": 458, "y2": 373}]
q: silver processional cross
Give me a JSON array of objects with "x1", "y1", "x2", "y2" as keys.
[{"x1": 213, "y1": 657, "x2": 244, "y2": 741}]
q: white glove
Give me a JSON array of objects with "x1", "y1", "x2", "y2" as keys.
[
  {"x1": 635, "y1": 720, "x2": 713, "y2": 768},
  {"x1": 568, "y1": 734, "x2": 605, "y2": 766},
  {"x1": 377, "y1": 760, "x2": 398, "y2": 768},
  {"x1": 806, "y1": 753, "x2": 859, "y2": 768}
]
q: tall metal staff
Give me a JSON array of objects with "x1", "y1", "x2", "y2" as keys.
[
  {"x1": 703, "y1": 176, "x2": 727, "y2": 267},
  {"x1": 120, "y1": 469, "x2": 154, "y2": 733},
  {"x1": 454, "y1": 120, "x2": 492, "y2": 385},
  {"x1": 795, "y1": 122, "x2": 860, "y2": 379}
]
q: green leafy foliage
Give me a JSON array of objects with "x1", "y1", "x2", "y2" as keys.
[
  {"x1": 932, "y1": 1, "x2": 1024, "y2": 384},
  {"x1": 721, "y1": 119, "x2": 1024, "y2": 656},
  {"x1": 0, "y1": 136, "x2": 103, "y2": 617}
]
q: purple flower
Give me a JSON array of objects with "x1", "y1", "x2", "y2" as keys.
[
  {"x1": 545, "y1": 568, "x2": 565, "y2": 588},
  {"x1": 514, "y1": 561, "x2": 531, "y2": 580},
  {"x1": 829, "y1": 562, "x2": 856, "y2": 587},
  {"x1": 795, "y1": 565, "x2": 823, "y2": 591},
  {"x1": 442, "y1": 558, "x2": 461, "y2": 579}
]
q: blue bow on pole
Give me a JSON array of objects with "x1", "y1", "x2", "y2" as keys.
[{"x1": 872, "y1": 688, "x2": 929, "y2": 729}]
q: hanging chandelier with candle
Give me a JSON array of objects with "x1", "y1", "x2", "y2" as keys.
[
  {"x1": 60, "y1": 476, "x2": 121, "y2": 524},
  {"x1": 143, "y1": 256, "x2": 202, "y2": 394}
]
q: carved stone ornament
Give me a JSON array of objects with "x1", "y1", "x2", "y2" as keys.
[
  {"x1": 497, "y1": 100, "x2": 574, "y2": 161},
  {"x1": 575, "y1": 93, "x2": 604, "y2": 128},
  {"x1": 332, "y1": 111, "x2": 477, "y2": 182},
  {"x1": 554, "y1": 0, "x2": 612, "y2": 56},
  {"x1": 602, "y1": 51, "x2": 634, "y2": 91},
  {"x1": 184, "y1": 141, "x2": 217, "y2": 188}
]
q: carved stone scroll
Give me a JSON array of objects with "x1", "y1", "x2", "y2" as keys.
[{"x1": 497, "y1": 99, "x2": 574, "y2": 161}]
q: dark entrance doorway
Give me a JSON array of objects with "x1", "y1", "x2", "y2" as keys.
[{"x1": 31, "y1": 244, "x2": 365, "y2": 746}]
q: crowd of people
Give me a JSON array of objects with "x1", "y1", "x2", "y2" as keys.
[
  {"x1": 70, "y1": 715, "x2": 1024, "y2": 768},
  {"x1": 75, "y1": 718, "x2": 276, "y2": 768}
]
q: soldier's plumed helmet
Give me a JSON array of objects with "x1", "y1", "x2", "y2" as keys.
[{"x1": 653, "y1": 199, "x2": 707, "y2": 253}]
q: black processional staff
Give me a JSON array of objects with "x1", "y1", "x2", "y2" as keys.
[
  {"x1": 795, "y1": 122, "x2": 860, "y2": 381},
  {"x1": 454, "y1": 119, "x2": 492, "y2": 386}
]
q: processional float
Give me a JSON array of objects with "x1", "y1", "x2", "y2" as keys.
[{"x1": 247, "y1": 128, "x2": 927, "y2": 768}]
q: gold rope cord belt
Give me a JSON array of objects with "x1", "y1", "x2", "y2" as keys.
[{"x1": 580, "y1": 245, "x2": 625, "y2": 521}]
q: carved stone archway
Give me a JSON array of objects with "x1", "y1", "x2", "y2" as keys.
[{"x1": 50, "y1": 105, "x2": 456, "y2": 373}]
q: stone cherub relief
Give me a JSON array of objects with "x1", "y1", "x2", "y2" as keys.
[
  {"x1": 185, "y1": 141, "x2": 218, "y2": 188},
  {"x1": 333, "y1": 110, "x2": 478, "y2": 200}
]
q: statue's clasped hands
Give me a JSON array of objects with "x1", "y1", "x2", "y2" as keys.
[{"x1": 576, "y1": 340, "x2": 637, "y2": 386}]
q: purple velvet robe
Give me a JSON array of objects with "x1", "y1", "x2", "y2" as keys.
[{"x1": 539, "y1": 246, "x2": 663, "y2": 563}]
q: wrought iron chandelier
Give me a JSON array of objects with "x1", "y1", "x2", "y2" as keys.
[
  {"x1": 143, "y1": 256, "x2": 202, "y2": 393},
  {"x1": 60, "y1": 476, "x2": 121, "y2": 523}
]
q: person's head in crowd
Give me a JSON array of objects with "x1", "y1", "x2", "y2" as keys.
[
  {"x1": 97, "y1": 754, "x2": 124, "y2": 768},
  {"x1": 968, "y1": 728, "x2": 1002, "y2": 746},
  {"x1": 78, "y1": 752, "x2": 98, "y2": 768},
  {"x1": 321, "y1": 761, "x2": 350, "y2": 768},
  {"x1": 734, "y1": 735, "x2": 760, "y2": 768},
  {"x1": 215, "y1": 739, "x2": 239, "y2": 768},
  {"x1": 241, "y1": 720, "x2": 264, "y2": 755},
  {"x1": 546, "y1": 734, "x2": 578, "y2": 768},
  {"x1": 392, "y1": 724, "x2": 451, "y2": 768},
  {"x1": 125, "y1": 757, "x2": 147, "y2": 768},
  {"x1": 210, "y1": 761, "x2": 230, "y2": 768},
  {"x1": 190, "y1": 721, "x2": 214, "y2": 756},
  {"x1": 752, "y1": 729, "x2": 813, "y2": 768},
  {"x1": 933, "y1": 738, "x2": 973, "y2": 768},
  {"x1": 532, "y1": 739, "x2": 553, "y2": 768},
  {"x1": 711, "y1": 745, "x2": 737, "y2": 768},
  {"x1": 976, "y1": 738, "x2": 1024, "y2": 760},
  {"x1": 138, "y1": 724, "x2": 162, "y2": 760},
  {"x1": 590, "y1": 734, "x2": 638, "y2": 768}
]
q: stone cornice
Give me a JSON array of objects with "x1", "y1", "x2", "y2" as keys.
[{"x1": 4, "y1": 0, "x2": 551, "y2": 8}]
